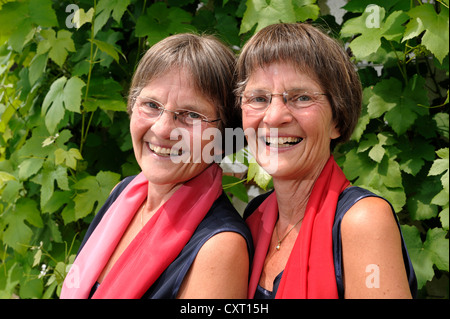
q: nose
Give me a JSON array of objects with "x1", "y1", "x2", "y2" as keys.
[
  {"x1": 263, "y1": 95, "x2": 293, "y2": 126},
  {"x1": 150, "y1": 109, "x2": 178, "y2": 139}
]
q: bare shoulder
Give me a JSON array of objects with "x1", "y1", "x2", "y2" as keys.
[
  {"x1": 340, "y1": 196, "x2": 412, "y2": 298},
  {"x1": 177, "y1": 232, "x2": 249, "y2": 299},
  {"x1": 341, "y1": 196, "x2": 398, "y2": 239}
]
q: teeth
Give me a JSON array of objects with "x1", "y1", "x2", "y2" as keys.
[
  {"x1": 264, "y1": 137, "x2": 302, "y2": 147},
  {"x1": 148, "y1": 143, "x2": 183, "y2": 156}
]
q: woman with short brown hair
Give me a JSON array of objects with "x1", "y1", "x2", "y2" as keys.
[{"x1": 238, "y1": 23, "x2": 416, "y2": 299}]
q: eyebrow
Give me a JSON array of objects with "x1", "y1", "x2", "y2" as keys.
[
  {"x1": 246, "y1": 87, "x2": 323, "y2": 93},
  {"x1": 138, "y1": 96, "x2": 213, "y2": 115}
]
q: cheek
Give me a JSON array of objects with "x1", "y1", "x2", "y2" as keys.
[
  {"x1": 242, "y1": 110, "x2": 260, "y2": 131},
  {"x1": 130, "y1": 114, "x2": 149, "y2": 142}
]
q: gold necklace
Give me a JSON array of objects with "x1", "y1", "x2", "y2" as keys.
[{"x1": 275, "y1": 216, "x2": 304, "y2": 250}]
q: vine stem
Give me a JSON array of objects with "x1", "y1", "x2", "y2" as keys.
[{"x1": 80, "y1": 0, "x2": 97, "y2": 155}]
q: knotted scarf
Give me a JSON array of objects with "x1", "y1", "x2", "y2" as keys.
[
  {"x1": 60, "y1": 163, "x2": 223, "y2": 299},
  {"x1": 246, "y1": 156, "x2": 349, "y2": 298}
]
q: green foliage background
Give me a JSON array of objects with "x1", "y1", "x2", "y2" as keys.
[{"x1": 0, "y1": 0, "x2": 448, "y2": 299}]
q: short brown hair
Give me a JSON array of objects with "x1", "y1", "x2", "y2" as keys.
[
  {"x1": 128, "y1": 33, "x2": 241, "y2": 152},
  {"x1": 236, "y1": 23, "x2": 362, "y2": 148}
]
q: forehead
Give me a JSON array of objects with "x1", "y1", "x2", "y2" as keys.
[
  {"x1": 139, "y1": 68, "x2": 216, "y2": 113},
  {"x1": 246, "y1": 62, "x2": 323, "y2": 91}
]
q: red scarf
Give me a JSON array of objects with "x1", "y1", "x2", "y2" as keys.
[
  {"x1": 246, "y1": 156, "x2": 349, "y2": 298},
  {"x1": 60, "y1": 164, "x2": 223, "y2": 299}
]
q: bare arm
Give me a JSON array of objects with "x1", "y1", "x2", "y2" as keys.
[
  {"x1": 341, "y1": 196, "x2": 412, "y2": 299},
  {"x1": 177, "y1": 231, "x2": 249, "y2": 299}
]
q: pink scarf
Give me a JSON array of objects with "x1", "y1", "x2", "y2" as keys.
[
  {"x1": 246, "y1": 156, "x2": 349, "y2": 298},
  {"x1": 60, "y1": 164, "x2": 223, "y2": 299}
]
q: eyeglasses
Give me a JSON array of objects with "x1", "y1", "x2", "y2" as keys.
[
  {"x1": 240, "y1": 89, "x2": 327, "y2": 112},
  {"x1": 133, "y1": 96, "x2": 221, "y2": 127}
]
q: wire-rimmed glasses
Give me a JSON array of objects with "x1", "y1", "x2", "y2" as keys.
[
  {"x1": 240, "y1": 89, "x2": 327, "y2": 113},
  {"x1": 133, "y1": 96, "x2": 221, "y2": 127}
]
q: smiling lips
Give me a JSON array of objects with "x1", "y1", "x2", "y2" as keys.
[
  {"x1": 148, "y1": 142, "x2": 184, "y2": 157},
  {"x1": 263, "y1": 136, "x2": 302, "y2": 148},
  {"x1": 147, "y1": 136, "x2": 302, "y2": 157}
]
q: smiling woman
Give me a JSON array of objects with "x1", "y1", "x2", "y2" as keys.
[
  {"x1": 59, "y1": 33, "x2": 253, "y2": 299},
  {"x1": 238, "y1": 23, "x2": 417, "y2": 299}
]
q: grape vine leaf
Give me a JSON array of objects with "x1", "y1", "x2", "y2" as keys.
[
  {"x1": 54, "y1": 148, "x2": 83, "y2": 170},
  {"x1": 240, "y1": 0, "x2": 296, "y2": 34},
  {"x1": 94, "y1": 0, "x2": 131, "y2": 36},
  {"x1": 73, "y1": 171, "x2": 121, "y2": 220},
  {"x1": 0, "y1": 0, "x2": 57, "y2": 52},
  {"x1": 36, "y1": 29, "x2": 75, "y2": 67},
  {"x1": 247, "y1": 159, "x2": 272, "y2": 191},
  {"x1": 31, "y1": 161, "x2": 70, "y2": 206},
  {"x1": 83, "y1": 77, "x2": 126, "y2": 112},
  {"x1": 72, "y1": 7, "x2": 94, "y2": 29},
  {"x1": 403, "y1": 4, "x2": 449, "y2": 63},
  {"x1": 41, "y1": 76, "x2": 85, "y2": 133},
  {"x1": 340, "y1": 7, "x2": 409, "y2": 59},
  {"x1": 2, "y1": 198, "x2": 43, "y2": 254},
  {"x1": 135, "y1": 3, "x2": 196, "y2": 45},
  {"x1": 367, "y1": 75, "x2": 429, "y2": 135},
  {"x1": 401, "y1": 225, "x2": 449, "y2": 288}
]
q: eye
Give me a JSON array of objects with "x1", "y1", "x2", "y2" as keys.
[
  {"x1": 244, "y1": 91, "x2": 269, "y2": 104},
  {"x1": 252, "y1": 95, "x2": 269, "y2": 103},
  {"x1": 144, "y1": 101, "x2": 161, "y2": 110},
  {"x1": 293, "y1": 93, "x2": 313, "y2": 102},
  {"x1": 186, "y1": 111, "x2": 202, "y2": 120}
]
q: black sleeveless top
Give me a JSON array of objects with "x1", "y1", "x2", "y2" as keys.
[
  {"x1": 78, "y1": 176, "x2": 254, "y2": 299},
  {"x1": 244, "y1": 186, "x2": 417, "y2": 299}
]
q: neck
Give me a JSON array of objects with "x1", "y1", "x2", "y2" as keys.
[
  {"x1": 272, "y1": 159, "x2": 327, "y2": 229},
  {"x1": 142, "y1": 181, "x2": 182, "y2": 221}
]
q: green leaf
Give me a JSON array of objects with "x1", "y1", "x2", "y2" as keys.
[
  {"x1": 41, "y1": 191, "x2": 72, "y2": 215},
  {"x1": 37, "y1": 29, "x2": 75, "y2": 67},
  {"x1": 135, "y1": 3, "x2": 196, "y2": 45},
  {"x1": 293, "y1": 0, "x2": 320, "y2": 22},
  {"x1": 41, "y1": 76, "x2": 85, "y2": 132},
  {"x1": 90, "y1": 39, "x2": 124, "y2": 63},
  {"x1": 407, "y1": 178, "x2": 439, "y2": 221},
  {"x1": 368, "y1": 133, "x2": 389, "y2": 163},
  {"x1": 94, "y1": 0, "x2": 131, "y2": 36},
  {"x1": 31, "y1": 161, "x2": 70, "y2": 206},
  {"x1": 29, "y1": 0, "x2": 58, "y2": 28},
  {"x1": 73, "y1": 171, "x2": 121, "y2": 220},
  {"x1": 342, "y1": 149, "x2": 405, "y2": 211},
  {"x1": 41, "y1": 77, "x2": 67, "y2": 133},
  {"x1": 54, "y1": 148, "x2": 83, "y2": 170},
  {"x1": 403, "y1": 4, "x2": 449, "y2": 63},
  {"x1": 29, "y1": 53, "x2": 48, "y2": 85},
  {"x1": 398, "y1": 136, "x2": 435, "y2": 176},
  {"x1": 247, "y1": 159, "x2": 272, "y2": 190},
  {"x1": 424, "y1": 228, "x2": 449, "y2": 272},
  {"x1": 366, "y1": 78, "x2": 400, "y2": 118},
  {"x1": 19, "y1": 277, "x2": 43, "y2": 299},
  {"x1": 73, "y1": 7, "x2": 94, "y2": 29},
  {"x1": 83, "y1": 77, "x2": 126, "y2": 112},
  {"x1": 18, "y1": 157, "x2": 44, "y2": 180},
  {"x1": 0, "y1": 1, "x2": 49, "y2": 52},
  {"x1": 341, "y1": 6, "x2": 409, "y2": 59},
  {"x1": 222, "y1": 175, "x2": 248, "y2": 203},
  {"x1": 240, "y1": 0, "x2": 296, "y2": 34},
  {"x1": 429, "y1": 148, "x2": 449, "y2": 176},
  {"x1": 401, "y1": 225, "x2": 434, "y2": 289},
  {"x1": 0, "y1": 263, "x2": 21, "y2": 299},
  {"x1": 63, "y1": 76, "x2": 85, "y2": 113},
  {"x1": 434, "y1": 112, "x2": 449, "y2": 140},
  {"x1": 0, "y1": 171, "x2": 16, "y2": 186},
  {"x1": 2, "y1": 198, "x2": 43, "y2": 254},
  {"x1": 367, "y1": 75, "x2": 429, "y2": 135}
]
